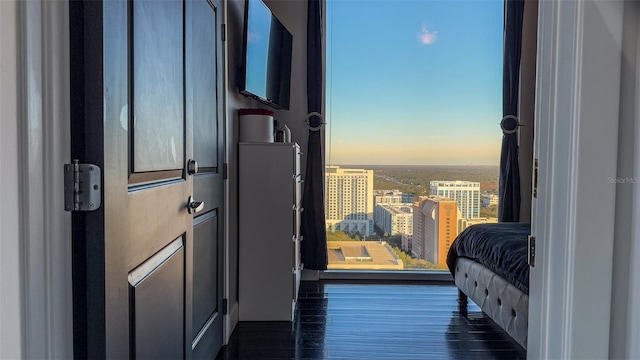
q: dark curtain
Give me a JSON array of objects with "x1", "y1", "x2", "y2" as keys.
[
  {"x1": 498, "y1": 0, "x2": 524, "y2": 222},
  {"x1": 300, "y1": 0, "x2": 328, "y2": 270}
]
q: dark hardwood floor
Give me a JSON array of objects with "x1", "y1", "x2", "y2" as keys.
[{"x1": 217, "y1": 281, "x2": 526, "y2": 359}]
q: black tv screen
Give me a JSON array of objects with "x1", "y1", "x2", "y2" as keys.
[{"x1": 241, "y1": 0, "x2": 292, "y2": 110}]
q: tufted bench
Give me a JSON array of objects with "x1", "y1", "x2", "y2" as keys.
[{"x1": 454, "y1": 257, "x2": 529, "y2": 349}]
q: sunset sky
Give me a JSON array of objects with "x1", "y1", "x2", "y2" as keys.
[{"x1": 325, "y1": 0, "x2": 504, "y2": 165}]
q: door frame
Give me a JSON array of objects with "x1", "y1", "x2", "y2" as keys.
[
  {"x1": 528, "y1": 0, "x2": 623, "y2": 358},
  {"x1": 220, "y1": 0, "x2": 232, "y2": 344},
  {"x1": 0, "y1": 0, "x2": 73, "y2": 358}
]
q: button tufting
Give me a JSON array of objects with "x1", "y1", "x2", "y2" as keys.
[
  {"x1": 497, "y1": 298, "x2": 502, "y2": 306},
  {"x1": 475, "y1": 281, "x2": 478, "y2": 287},
  {"x1": 512, "y1": 308, "x2": 517, "y2": 317},
  {"x1": 484, "y1": 289, "x2": 489, "y2": 296},
  {"x1": 465, "y1": 273, "x2": 468, "y2": 278}
]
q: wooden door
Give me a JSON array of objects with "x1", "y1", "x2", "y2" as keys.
[{"x1": 70, "y1": 0, "x2": 224, "y2": 358}]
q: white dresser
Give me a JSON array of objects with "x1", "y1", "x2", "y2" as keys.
[{"x1": 238, "y1": 142, "x2": 302, "y2": 321}]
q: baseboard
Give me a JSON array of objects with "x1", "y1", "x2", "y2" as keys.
[{"x1": 226, "y1": 301, "x2": 239, "y2": 344}]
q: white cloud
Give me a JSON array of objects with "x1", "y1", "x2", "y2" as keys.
[{"x1": 418, "y1": 27, "x2": 438, "y2": 45}]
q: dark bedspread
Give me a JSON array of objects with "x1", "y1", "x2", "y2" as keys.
[{"x1": 446, "y1": 222, "x2": 530, "y2": 294}]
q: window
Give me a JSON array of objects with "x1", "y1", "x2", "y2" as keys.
[{"x1": 325, "y1": 0, "x2": 502, "y2": 271}]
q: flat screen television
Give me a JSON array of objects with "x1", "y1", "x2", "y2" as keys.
[{"x1": 240, "y1": 0, "x2": 293, "y2": 110}]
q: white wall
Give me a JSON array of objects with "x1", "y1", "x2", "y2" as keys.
[
  {"x1": 24, "y1": 2, "x2": 73, "y2": 358},
  {"x1": 225, "y1": 0, "x2": 313, "y2": 336},
  {"x1": 610, "y1": 2, "x2": 640, "y2": 358}
]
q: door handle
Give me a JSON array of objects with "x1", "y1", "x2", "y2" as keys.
[
  {"x1": 187, "y1": 159, "x2": 199, "y2": 176},
  {"x1": 187, "y1": 196, "x2": 204, "y2": 214}
]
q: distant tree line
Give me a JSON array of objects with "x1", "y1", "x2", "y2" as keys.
[
  {"x1": 365, "y1": 165, "x2": 500, "y2": 198},
  {"x1": 327, "y1": 230, "x2": 364, "y2": 241}
]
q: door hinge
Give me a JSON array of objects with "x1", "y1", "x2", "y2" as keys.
[
  {"x1": 221, "y1": 23, "x2": 226, "y2": 42},
  {"x1": 64, "y1": 160, "x2": 101, "y2": 212},
  {"x1": 223, "y1": 163, "x2": 228, "y2": 180},
  {"x1": 533, "y1": 158, "x2": 539, "y2": 198},
  {"x1": 528, "y1": 235, "x2": 536, "y2": 267},
  {"x1": 222, "y1": 298, "x2": 228, "y2": 315}
]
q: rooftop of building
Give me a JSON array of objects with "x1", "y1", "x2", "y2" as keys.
[
  {"x1": 327, "y1": 241, "x2": 404, "y2": 270},
  {"x1": 414, "y1": 196, "x2": 458, "y2": 207},
  {"x1": 374, "y1": 189, "x2": 403, "y2": 196},
  {"x1": 326, "y1": 165, "x2": 373, "y2": 175},
  {"x1": 463, "y1": 217, "x2": 498, "y2": 225},
  {"x1": 376, "y1": 204, "x2": 413, "y2": 214},
  {"x1": 429, "y1": 180, "x2": 481, "y2": 187}
]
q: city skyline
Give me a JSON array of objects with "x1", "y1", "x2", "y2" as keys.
[
  {"x1": 326, "y1": 165, "x2": 496, "y2": 269},
  {"x1": 326, "y1": 0, "x2": 504, "y2": 166}
]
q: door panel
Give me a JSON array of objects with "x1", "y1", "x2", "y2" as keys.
[
  {"x1": 129, "y1": 238, "x2": 185, "y2": 360},
  {"x1": 191, "y1": 212, "x2": 221, "y2": 356},
  {"x1": 193, "y1": 174, "x2": 219, "y2": 216},
  {"x1": 191, "y1": 0, "x2": 219, "y2": 169},
  {"x1": 132, "y1": 0, "x2": 184, "y2": 173},
  {"x1": 125, "y1": 188, "x2": 192, "y2": 271},
  {"x1": 192, "y1": 213, "x2": 218, "y2": 335}
]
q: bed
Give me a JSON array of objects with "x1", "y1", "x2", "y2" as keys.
[{"x1": 446, "y1": 222, "x2": 530, "y2": 349}]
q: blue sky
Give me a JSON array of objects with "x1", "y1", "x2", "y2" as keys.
[{"x1": 326, "y1": 0, "x2": 504, "y2": 165}]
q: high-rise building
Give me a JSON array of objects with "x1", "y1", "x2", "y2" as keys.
[
  {"x1": 374, "y1": 190, "x2": 403, "y2": 206},
  {"x1": 374, "y1": 204, "x2": 413, "y2": 236},
  {"x1": 325, "y1": 166, "x2": 374, "y2": 236},
  {"x1": 413, "y1": 197, "x2": 460, "y2": 265},
  {"x1": 411, "y1": 200, "x2": 426, "y2": 259},
  {"x1": 429, "y1": 180, "x2": 481, "y2": 219},
  {"x1": 373, "y1": 190, "x2": 414, "y2": 236}
]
